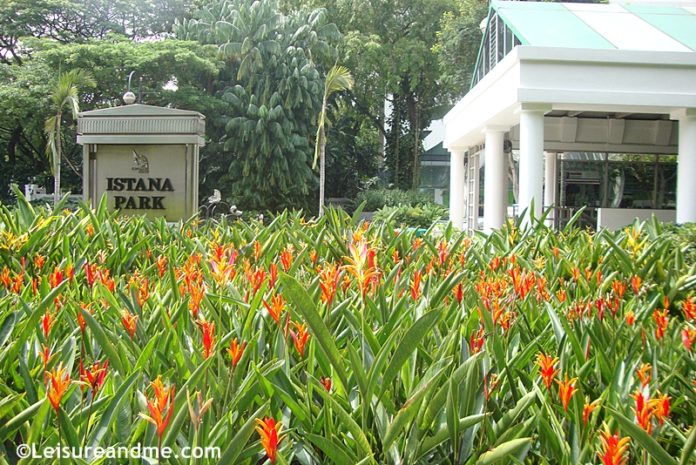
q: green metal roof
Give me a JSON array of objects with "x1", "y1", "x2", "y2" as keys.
[{"x1": 491, "y1": 1, "x2": 696, "y2": 52}]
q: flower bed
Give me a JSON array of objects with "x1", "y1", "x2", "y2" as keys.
[{"x1": 0, "y1": 198, "x2": 694, "y2": 464}]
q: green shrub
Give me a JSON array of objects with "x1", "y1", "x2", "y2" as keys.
[
  {"x1": 662, "y1": 222, "x2": 696, "y2": 267},
  {"x1": 355, "y1": 188, "x2": 431, "y2": 211},
  {"x1": 373, "y1": 203, "x2": 448, "y2": 228}
]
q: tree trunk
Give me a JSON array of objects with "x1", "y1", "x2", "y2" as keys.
[
  {"x1": 411, "y1": 100, "x2": 420, "y2": 189},
  {"x1": 54, "y1": 121, "x2": 61, "y2": 208},
  {"x1": 318, "y1": 127, "x2": 326, "y2": 217},
  {"x1": 393, "y1": 95, "x2": 400, "y2": 188},
  {"x1": 7, "y1": 126, "x2": 21, "y2": 185}
]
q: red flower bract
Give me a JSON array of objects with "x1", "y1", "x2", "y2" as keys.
[
  {"x1": 597, "y1": 425, "x2": 630, "y2": 465},
  {"x1": 255, "y1": 417, "x2": 283, "y2": 464},
  {"x1": 140, "y1": 376, "x2": 175, "y2": 440},
  {"x1": 536, "y1": 353, "x2": 559, "y2": 390},
  {"x1": 46, "y1": 364, "x2": 71, "y2": 412}
]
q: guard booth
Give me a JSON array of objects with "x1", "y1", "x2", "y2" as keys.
[{"x1": 77, "y1": 104, "x2": 205, "y2": 221}]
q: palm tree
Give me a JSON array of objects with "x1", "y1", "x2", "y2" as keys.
[
  {"x1": 314, "y1": 65, "x2": 354, "y2": 217},
  {"x1": 44, "y1": 69, "x2": 95, "y2": 207}
]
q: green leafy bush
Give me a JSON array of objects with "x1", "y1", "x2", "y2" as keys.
[
  {"x1": 355, "y1": 188, "x2": 431, "y2": 211},
  {"x1": 373, "y1": 203, "x2": 448, "y2": 228},
  {"x1": 663, "y1": 222, "x2": 696, "y2": 267}
]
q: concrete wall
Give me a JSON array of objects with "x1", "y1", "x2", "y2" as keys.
[{"x1": 597, "y1": 208, "x2": 675, "y2": 230}]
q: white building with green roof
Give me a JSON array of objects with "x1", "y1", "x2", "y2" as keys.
[{"x1": 444, "y1": 0, "x2": 696, "y2": 232}]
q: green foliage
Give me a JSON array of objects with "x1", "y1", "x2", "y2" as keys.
[
  {"x1": 0, "y1": 37, "x2": 222, "y2": 201},
  {"x1": 355, "y1": 188, "x2": 432, "y2": 211},
  {"x1": 177, "y1": 0, "x2": 341, "y2": 212},
  {"x1": 373, "y1": 203, "x2": 448, "y2": 229},
  {"x1": 0, "y1": 197, "x2": 694, "y2": 464},
  {"x1": 662, "y1": 222, "x2": 696, "y2": 267},
  {"x1": 433, "y1": 0, "x2": 489, "y2": 99},
  {"x1": 310, "y1": 0, "x2": 459, "y2": 189}
]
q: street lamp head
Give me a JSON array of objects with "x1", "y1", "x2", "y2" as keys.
[{"x1": 123, "y1": 91, "x2": 136, "y2": 105}]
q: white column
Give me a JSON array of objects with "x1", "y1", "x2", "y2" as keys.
[
  {"x1": 544, "y1": 151, "x2": 557, "y2": 227},
  {"x1": 518, "y1": 107, "x2": 546, "y2": 224},
  {"x1": 483, "y1": 129, "x2": 507, "y2": 233},
  {"x1": 449, "y1": 148, "x2": 466, "y2": 229},
  {"x1": 677, "y1": 114, "x2": 696, "y2": 223}
]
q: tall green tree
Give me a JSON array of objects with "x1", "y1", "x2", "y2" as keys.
[
  {"x1": 433, "y1": 0, "x2": 489, "y2": 100},
  {"x1": 314, "y1": 65, "x2": 353, "y2": 217},
  {"x1": 304, "y1": 0, "x2": 456, "y2": 190},
  {"x1": 44, "y1": 69, "x2": 95, "y2": 206},
  {"x1": 177, "y1": 0, "x2": 341, "y2": 211}
]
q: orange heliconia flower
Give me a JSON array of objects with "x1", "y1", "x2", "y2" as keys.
[
  {"x1": 77, "y1": 303, "x2": 93, "y2": 333},
  {"x1": 653, "y1": 309, "x2": 669, "y2": 340},
  {"x1": 140, "y1": 376, "x2": 176, "y2": 439},
  {"x1": 46, "y1": 364, "x2": 71, "y2": 412},
  {"x1": 683, "y1": 297, "x2": 696, "y2": 322},
  {"x1": 34, "y1": 254, "x2": 46, "y2": 270},
  {"x1": 635, "y1": 363, "x2": 651, "y2": 387},
  {"x1": 650, "y1": 392, "x2": 670, "y2": 426},
  {"x1": 279, "y1": 245, "x2": 294, "y2": 272},
  {"x1": 79, "y1": 359, "x2": 108, "y2": 392},
  {"x1": 612, "y1": 280, "x2": 626, "y2": 299},
  {"x1": 631, "y1": 275, "x2": 642, "y2": 295},
  {"x1": 263, "y1": 294, "x2": 286, "y2": 325},
  {"x1": 49, "y1": 267, "x2": 64, "y2": 288},
  {"x1": 469, "y1": 327, "x2": 485, "y2": 354},
  {"x1": 633, "y1": 390, "x2": 652, "y2": 433},
  {"x1": 187, "y1": 283, "x2": 205, "y2": 319},
  {"x1": 246, "y1": 266, "x2": 267, "y2": 299},
  {"x1": 410, "y1": 270, "x2": 422, "y2": 301},
  {"x1": 557, "y1": 375, "x2": 578, "y2": 412},
  {"x1": 227, "y1": 338, "x2": 247, "y2": 368},
  {"x1": 121, "y1": 310, "x2": 138, "y2": 339},
  {"x1": 41, "y1": 345, "x2": 51, "y2": 367},
  {"x1": 269, "y1": 263, "x2": 278, "y2": 289},
  {"x1": 310, "y1": 249, "x2": 318, "y2": 264},
  {"x1": 536, "y1": 353, "x2": 559, "y2": 390},
  {"x1": 255, "y1": 417, "x2": 283, "y2": 464},
  {"x1": 437, "y1": 240, "x2": 449, "y2": 266},
  {"x1": 318, "y1": 263, "x2": 340, "y2": 307},
  {"x1": 198, "y1": 319, "x2": 215, "y2": 359},
  {"x1": 290, "y1": 322, "x2": 310, "y2": 357},
  {"x1": 597, "y1": 425, "x2": 630, "y2": 465},
  {"x1": 625, "y1": 310, "x2": 635, "y2": 326},
  {"x1": 583, "y1": 398, "x2": 600, "y2": 425},
  {"x1": 682, "y1": 327, "x2": 696, "y2": 352},
  {"x1": 156, "y1": 255, "x2": 168, "y2": 278},
  {"x1": 253, "y1": 241, "x2": 262, "y2": 262},
  {"x1": 42, "y1": 311, "x2": 54, "y2": 339},
  {"x1": 453, "y1": 282, "x2": 463, "y2": 304},
  {"x1": 343, "y1": 239, "x2": 380, "y2": 297},
  {"x1": 320, "y1": 376, "x2": 332, "y2": 392}
]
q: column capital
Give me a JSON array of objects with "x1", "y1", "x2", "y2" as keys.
[
  {"x1": 517, "y1": 103, "x2": 552, "y2": 114},
  {"x1": 482, "y1": 125, "x2": 509, "y2": 134},
  {"x1": 446, "y1": 146, "x2": 468, "y2": 155}
]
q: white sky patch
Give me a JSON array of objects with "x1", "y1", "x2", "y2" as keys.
[{"x1": 163, "y1": 77, "x2": 178, "y2": 91}]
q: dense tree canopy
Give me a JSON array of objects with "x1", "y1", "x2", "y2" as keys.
[
  {"x1": 0, "y1": 0, "x2": 488, "y2": 210},
  {"x1": 177, "y1": 0, "x2": 341, "y2": 211}
]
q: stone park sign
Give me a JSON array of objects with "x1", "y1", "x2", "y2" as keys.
[{"x1": 77, "y1": 104, "x2": 205, "y2": 221}]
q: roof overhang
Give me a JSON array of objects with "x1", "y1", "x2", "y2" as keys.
[
  {"x1": 77, "y1": 104, "x2": 206, "y2": 146},
  {"x1": 444, "y1": 45, "x2": 696, "y2": 150}
]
